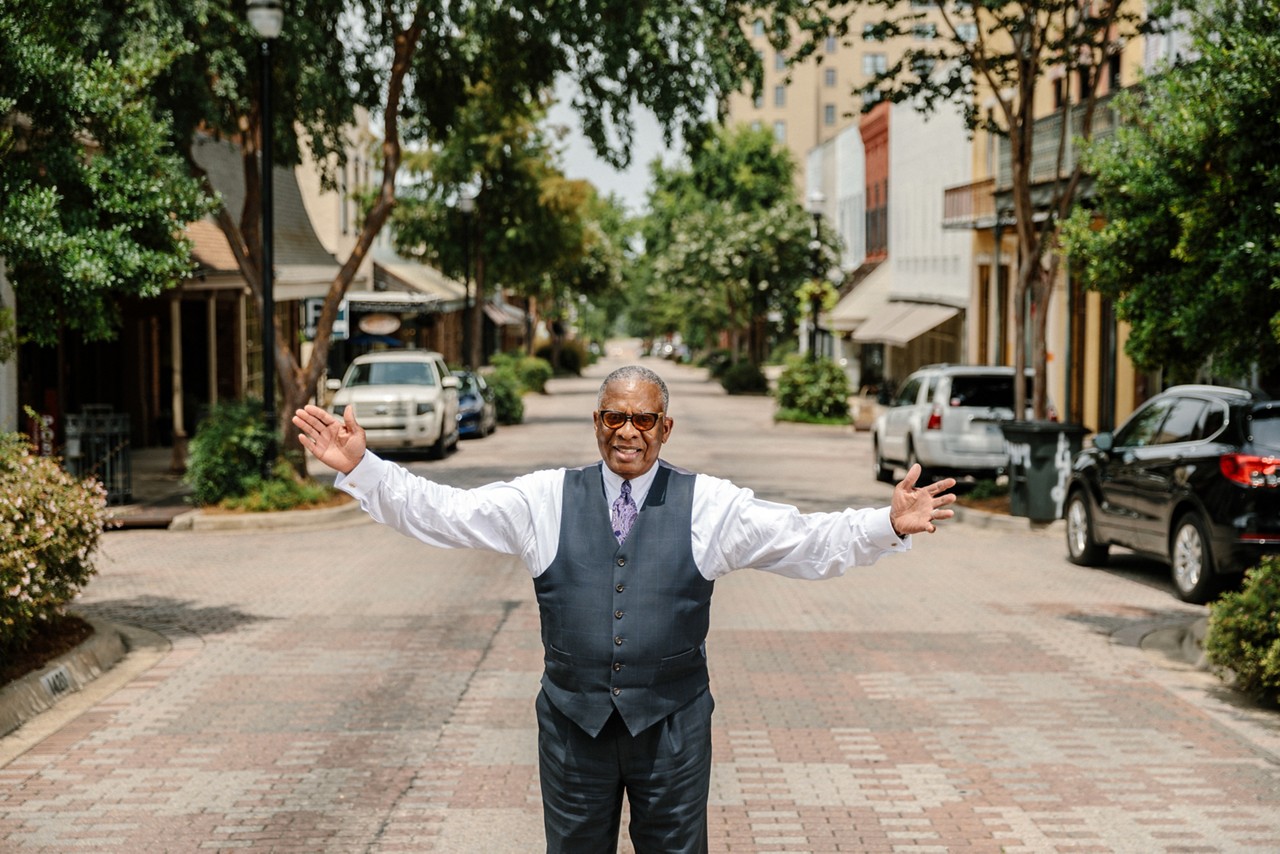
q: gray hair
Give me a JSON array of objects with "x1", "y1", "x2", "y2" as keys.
[{"x1": 598, "y1": 365, "x2": 670, "y2": 410}]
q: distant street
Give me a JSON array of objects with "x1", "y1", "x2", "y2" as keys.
[{"x1": 2, "y1": 341, "x2": 1278, "y2": 852}]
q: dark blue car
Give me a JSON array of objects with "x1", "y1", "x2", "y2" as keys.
[
  {"x1": 1065, "y1": 385, "x2": 1280, "y2": 603},
  {"x1": 453, "y1": 370, "x2": 497, "y2": 439}
]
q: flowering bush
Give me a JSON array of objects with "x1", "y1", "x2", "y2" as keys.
[
  {"x1": 1205, "y1": 559, "x2": 1280, "y2": 708},
  {"x1": 0, "y1": 432, "x2": 108, "y2": 653}
]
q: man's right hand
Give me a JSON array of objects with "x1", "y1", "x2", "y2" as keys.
[{"x1": 293, "y1": 404, "x2": 367, "y2": 475}]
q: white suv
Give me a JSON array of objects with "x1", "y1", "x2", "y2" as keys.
[
  {"x1": 871, "y1": 365, "x2": 1043, "y2": 484},
  {"x1": 329, "y1": 350, "x2": 460, "y2": 458}
]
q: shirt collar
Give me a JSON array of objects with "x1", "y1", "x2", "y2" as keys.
[{"x1": 600, "y1": 461, "x2": 661, "y2": 508}]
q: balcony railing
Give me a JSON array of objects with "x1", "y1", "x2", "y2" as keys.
[{"x1": 942, "y1": 91, "x2": 1121, "y2": 229}]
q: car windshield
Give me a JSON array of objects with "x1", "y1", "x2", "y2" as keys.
[
  {"x1": 947, "y1": 375, "x2": 1032, "y2": 408},
  {"x1": 345, "y1": 361, "x2": 436, "y2": 387},
  {"x1": 454, "y1": 374, "x2": 478, "y2": 394},
  {"x1": 1250, "y1": 409, "x2": 1280, "y2": 451}
]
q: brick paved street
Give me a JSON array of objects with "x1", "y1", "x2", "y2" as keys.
[{"x1": 2, "y1": 345, "x2": 1278, "y2": 852}]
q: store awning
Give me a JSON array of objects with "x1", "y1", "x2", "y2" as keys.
[
  {"x1": 851, "y1": 301, "x2": 960, "y2": 346},
  {"x1": 343, "y1": 290, "x2": 444, "y2": 313},
  {"x1": 373, "y1": 257, "x2": 466, "y2": 312},
  {"x1": 823, "y1": 262, "x2": 891, "y2": 332},
  {"x1": 483, "y1": 301, "x2": 527, "y2": 326}
]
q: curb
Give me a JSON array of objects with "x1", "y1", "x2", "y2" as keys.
[
  {"x1": 0, "y1": 618, "x2": 126, "y2": 741},
  {"x1": 0, "y1": 620, "x2": 171, "y2": 766},
  {"x1": 169, "y1": 497, "x2": 369, "y2": 532},
  {"x1": 951, "y1": 504, "x2": 1064, "y2": 535}
]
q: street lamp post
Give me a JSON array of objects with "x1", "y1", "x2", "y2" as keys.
[
  {"x1": 248, "y1": 0, "x2": 282, "y2": 474},
  {"x1": 806, "y1": 190, "x2": 826, "y2": 362},
  {"x1": 459, "y1": 191, "x2": 475, "y2": 370}
]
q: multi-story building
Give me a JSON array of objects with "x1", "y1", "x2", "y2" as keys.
[{"x1": 724, "y1": 3, "x2": 951, "y2": 193}]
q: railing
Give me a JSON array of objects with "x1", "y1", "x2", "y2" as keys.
[
  {"x1": 65, "y1": 406, "x2": 132, "y2": 505},
  {"x1": 942, "y1": 92, "x2": 1121, "y2": 230}
]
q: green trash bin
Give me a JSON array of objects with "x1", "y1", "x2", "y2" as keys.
[{"x1": 1000, "y1": 421, "x2": 1089, "y2": 522}]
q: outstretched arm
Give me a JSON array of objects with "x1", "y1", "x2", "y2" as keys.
[
  {"x1": 889, "y1": 464, "x2": 956, "y2": 537},
  {"x1": 292, "y1": 404, "x2": 367, "y2": 475}
]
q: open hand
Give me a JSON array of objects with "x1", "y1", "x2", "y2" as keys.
[
  {"x1": 889, "y1": 464, "x2": 957, "y2": 536},
  {"x1": 292, "y1": 404, "x2": 366, "y2": 474}
]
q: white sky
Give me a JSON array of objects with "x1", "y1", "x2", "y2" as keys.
[{"x1": 545, "y1": 80, "x2": 678, "y2": 217}]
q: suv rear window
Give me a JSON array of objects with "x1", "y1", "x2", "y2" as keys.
[
  {"x1": 947, "y1": 375, "x2": 1031, "y2": 408},
  {"x1": 1249, "y1": 409, "x2": 1280, "y2": 451}
]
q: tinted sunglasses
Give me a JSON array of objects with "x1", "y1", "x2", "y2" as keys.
[{"x1": 598, "y1": 410, "x2": 664, "y2": 432}]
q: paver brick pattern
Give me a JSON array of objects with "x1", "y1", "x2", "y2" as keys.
[{"x1": 2, "y1": 349, "x2": 1278, "y2": 852}]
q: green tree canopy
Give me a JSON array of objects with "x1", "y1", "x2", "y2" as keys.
[
  {"x1": 1063, "y1": 0, "x2": 1280, "y2": 385},
  {"x1": 639, "y1": 124, "x2": 826, "y2": 365},
  {"x1": 0, "y1": 0, "x2": 212, "y2": 347}
]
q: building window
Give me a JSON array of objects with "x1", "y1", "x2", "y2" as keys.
[
  {"x1": 774, "y1": 85, "x2": 787, "y2": 107},
  {"x1": 824, "y1": 104, "x2": 837, "y2": 126},
  {"x1": 824, "y1": 68, "x2": 837, "y2": 87},
  {"x1": 773, "y1": 121, "x2": 786, "y2": 143},
  {"x1": 825, "y1": 35, "x2": 838, "y2": 53},
  {"x1": 753, "y1": 91, "x2": 764, "y2": 109},
  {"x1": 863, "y1": 52, "x2": 887, "y2": 76},
  {"x1": 956, "y1": 22, "x2": 978, "y2": 43},
  {"x1": 752, "y1": 19, "x2": 765, "y2": 37},
  {"x1": 862, "y1": 23, "x2": 884, "y2": 42},
  {"x1": 1108, "y1": 53, "x2": 1122, "y2": 89},
  {"x1": 775, "y1": 52, "x2": 787, "y2": 71},
  {"x1": 912, "y1": 23, "x2": 937, "y2": 40},
  {"x1": 750, "y1": 120, "x2": 762, "y2": 132}
]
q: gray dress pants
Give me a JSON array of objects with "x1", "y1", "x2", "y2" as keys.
[{"x1": 536, "y1": 689, "x2": 714, "y2": 854}]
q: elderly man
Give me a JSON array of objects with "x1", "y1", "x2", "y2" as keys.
[{"x1": 293, "y1": 364, "x2": 955, "y2": 854}]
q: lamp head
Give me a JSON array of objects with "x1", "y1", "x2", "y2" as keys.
[
  {"x1": 806, "y1": 190, "x2": 826, "y2": 216},
  {"x1": 247, "y1": 0, "x2": 284, "y2": 40}
]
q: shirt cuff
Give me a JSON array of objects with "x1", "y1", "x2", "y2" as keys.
[
  {"x1": 866, "y1": 506, "x2": 910, "y2": 551},
  {"x1": 334, "y1": 451, "x2": 389, "y2": 497}
]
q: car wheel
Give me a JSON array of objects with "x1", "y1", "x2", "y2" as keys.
[
  {"x1": 1171, "y1": 512, "x2": 1218, "y2": 604},
  {"x1": 905, "y1": 441, "x2": 931, "y2": 485},
  {"x1": 428, "y1": 420, "x2": 450, "y2": 460},
  {"x1": 873, "y1": 439, "x2": 894, "y2": 484},
  {"x1": 1065, "y1": 491, "x2": 1108, "y2": 567}
]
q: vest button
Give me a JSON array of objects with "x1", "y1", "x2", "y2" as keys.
[
  {"x1": 614, "y1": 610, "x2": 624, "y2": 620},
  {"x1": 612, "y1": 687, "x2": 621, "y2": 696},
  {"x1": 613, "y1": 662, "x2": 623, "y2": 672},
  {"x1": 614, "y1": 636, "x2": 623, "y2": 646},
  {"x1": 616, "y1": 557, "x2": 626, "y2": 567},
  {"x1": 615, "y1": 583, "x2": 625, "y2": 593}
]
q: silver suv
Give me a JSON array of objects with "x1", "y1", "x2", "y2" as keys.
[
  {"x1": 329, "y1": 350, "x2": 460, "y2": 458},
  {"x1": 871, "y1": 365, "x2": 1041, "y2": 484}
]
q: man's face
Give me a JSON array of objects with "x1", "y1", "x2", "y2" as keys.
[{"x1": 593, "y1": 378, "x2": 673, "y2": 479}]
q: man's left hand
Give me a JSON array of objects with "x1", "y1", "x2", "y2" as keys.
[{"x1": 890, "y1": 464, "x2": 957, "y2": 537}]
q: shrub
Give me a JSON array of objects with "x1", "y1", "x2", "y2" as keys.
[
  {"x1": 487, "y1": 366, "x2": 526, "y2": 425},
  {"x1": 492, "y1": 352, "x2": 554, "y2": 394},
  {"x1": 700, "y1": 348, "x2": 734, "y2": 379},
  {"x1": 184, "y1": 398, "x2": 275, "y2": 506},
  {"x1": 720, "y1": 361, "x2": 769, "y2": 395},
  {"x1": 774, "y1": 356, "x2": 851, "y2": 421},
  {"x1": 1205, "y1": 559, "x2": 1280, "y2": 707},
  {"x1": 218, "y1": 459, "x2": 338, "y2": 512},
  {"x1": 536, "y1": 339, "x2": 588, "y2": 376},
  {"x1": 0, "y1": 432, "x2": 108, "y2": 653}
]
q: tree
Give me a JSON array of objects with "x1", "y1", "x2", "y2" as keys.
[
  {"x1": 138, "y1": 0, "x2": 804, "y2": 464},
  {"x1": 0, "y1": 1, "x2": 212, "y2": 348},
  {"x1": 390, "y1": 93, "x2": 622, "y2": 368},
  {"x1": 640, "y1": 124, "x2": 824, "y2": 366},
  {"x1": 798, "y1": 0, "x2": 1152, "y2": 419},
  {"x1": 1062, "y1": 0, "x2": 1280, "y2": 386}
]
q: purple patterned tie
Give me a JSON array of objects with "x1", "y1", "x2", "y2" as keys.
[{"x1": 611, "y1": 480, "x2": 637, "y2": 544}]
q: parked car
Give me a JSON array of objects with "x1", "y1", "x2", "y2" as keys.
[
  {"x1": 329, "y1": 350, "x2": 459, "y2": 458},
  {"x1": 453, "y1": 370, "x2": 497, "y2": 438},
  {"x1": 871, "y1": 364, "x2": 1041, "y2": 484},
  {"x1": 1064, "y1": 384, "x2": 1280, "y2": 603}
]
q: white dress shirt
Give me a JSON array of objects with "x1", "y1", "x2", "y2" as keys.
[{"x1": 336, "y1": 452, "x2": 909, "y2": 580}]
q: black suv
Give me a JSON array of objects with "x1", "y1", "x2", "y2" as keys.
[{"x1": 1064, "y1": 385, "x2": 1280, "y2": 603}]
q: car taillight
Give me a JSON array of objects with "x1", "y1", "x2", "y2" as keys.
[
  {"x1": 1220, "y1": 454, "x2": 1280, "y2": 487},
  {"x1": 926, "y1": 406, "x2": 942, "y2": 430}
]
